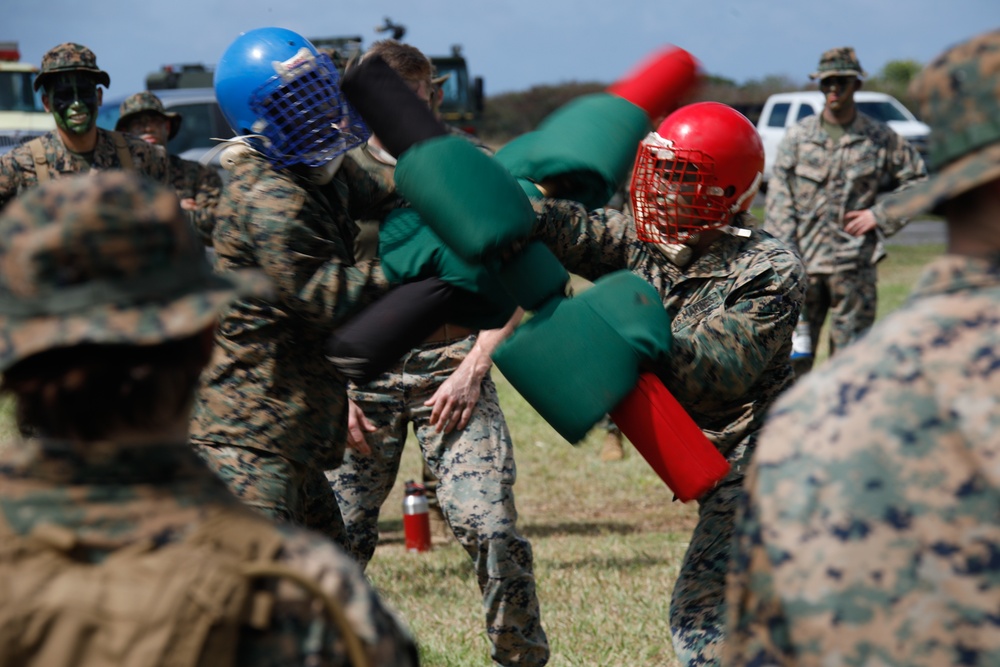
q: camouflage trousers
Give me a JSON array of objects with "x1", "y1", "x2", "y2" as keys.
[
  {"x1": 794, "y1": 266, "x2": 878, "y2": 377},
  {"x1": 670, "y1": 477, "x2": 744, "y2": 666},
  {"x1": 327, "y1": 336, "x2": 549, "y2": 667},
  {"x1": 193, "y1": 442, "x2": 346, "y2": 548}
]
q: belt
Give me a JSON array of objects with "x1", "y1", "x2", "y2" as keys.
[{"x1": 422, "y1": 324, "x2": 477, "y2": 344}]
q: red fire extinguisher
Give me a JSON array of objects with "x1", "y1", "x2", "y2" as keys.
[{"x1": 402, "y1": 480, "x2": 432, "y2": 553}]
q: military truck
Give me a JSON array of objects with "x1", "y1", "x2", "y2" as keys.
[
  {"x1": 0, "y1": 41, "x2": 55, "y2": 154},
  {"x1": 311, "y1": 18, "x2": 485, "y2": 135}
]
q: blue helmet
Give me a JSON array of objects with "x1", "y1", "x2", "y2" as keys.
[{"x1": 214, "y1": 27, "x2": 370, "y2": 169}]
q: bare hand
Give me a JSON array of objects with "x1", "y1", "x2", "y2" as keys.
[
  {"x1": 843, "y1": 209, "x2": 877, "y2": 236},
  {"x1": 425, "y1": 362, "x2": 481, "y2": 433},
  {"x1": 346, "y1": 399, "x2": 377, "y2": 455}
]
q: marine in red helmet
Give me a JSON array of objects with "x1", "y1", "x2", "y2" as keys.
[{"x1": 528, "y1": 101, "x2": 806, "y2": 665}]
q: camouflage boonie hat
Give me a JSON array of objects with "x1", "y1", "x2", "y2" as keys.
[
  {"x1": 885, "y1": 29, "x2": 1000, "y2": 218},
  {"x1": 809, "y1": 46, "x2": 867, "y2": 80},
  {"x1": 0, "y1": 171, "x2": 269, "y2": 372},
  {"x1": 115, "y1": 92, "x2": 182, "y2": 140},
  {"x1": 33, "y1": 42, "x2": 111, "y2": 91}
]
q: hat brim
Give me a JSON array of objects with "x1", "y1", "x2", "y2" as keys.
[
  {"x1": 0, "y1": 268, "x2": 271, "y2": 372},
  {"x1": 883, "y1": 142, "x2": 1000, "y2": 219},
  {"x1": 34, "y1": 68, "x2": 111, "y2": 92},
  {"x1": 115, "y1": 110, "x2": 183, "y2": 141},
  {"x1": 809, "y1": 69, "x2": 866, "y2": 80}
]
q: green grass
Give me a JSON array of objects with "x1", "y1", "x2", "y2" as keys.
[{"x1": 0, "y1": 243, "x2": 946, "y2": 666}]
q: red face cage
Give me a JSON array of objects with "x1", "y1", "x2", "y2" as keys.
[{"x1": 630, "y1": 134, "x2": 731, "y2": 245}]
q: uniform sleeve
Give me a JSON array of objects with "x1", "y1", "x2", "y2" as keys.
[
  {"x1": 244, "y1": 176, "x2": 388, "y2": 327},
  {"x1": 189, "y1": 163, "x2": 223, "y2": 246},
  {"x1": 870, "y1": 133, "x2": 929, "y2": 236},
  {"x1": 762, "y1": 132, "x2": 802, "y2": 251},
  {"x1": 661, "y1": 247, "x2": 805, "y2": 404},
  {"x1": 723, "y1": 459, "x2": 794, "y2": 666},
  {"x1": 529, "y1": 197, "x2": 640, "y2": 280},
  {"x1": 0, "y1": 150, "x2": 27, "y2": 211}
]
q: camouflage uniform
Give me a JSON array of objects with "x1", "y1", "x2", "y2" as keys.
[
  {"x1": 0, "y1": 44, "x2": 171, "y2": 210},
  {"x1": 116, "y1": 91, "x2": 222, "y2": 245},
  {"x1": 190, "y1": 147, "x2": 389, "y2": 545},
  {"x1": 329, "y1": 141, "x2": 549, "y2": 666},
  {"x1": 725, "y1": 30, "x2": 1000, "y2": 667},
  {"x1": 763, "y1": 47, "x2": 927, "y2": 375},
  {"x1": 0, "y1": 170, "x2": 418, "y2": 666},
  {"x1": 530, "y1": 200, "x2": 805, "y2": 665}
]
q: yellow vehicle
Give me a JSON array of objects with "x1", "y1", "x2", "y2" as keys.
[{"x1": 0, "y1": 42, "x2": 54, "y2": 154}]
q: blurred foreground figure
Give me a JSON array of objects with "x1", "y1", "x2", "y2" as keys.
[
  {"x1": 725, "y1": 29, "x2": 1000, "y2": 667},
  {"x1": 0, "y1": 171, "x2": 418, "y2": 666}
]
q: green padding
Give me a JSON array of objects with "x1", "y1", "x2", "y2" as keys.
[
  {"x1": 495, "y1": 93, "x2": 651, "y2": 211},
  {"x1": 379, "y1": 209, "x2": 518, "y2": 330},
  {"x1": 496, "y1": 241, "x2": 569, "y2": 311},
  {"x1": 395, "y1": 135, "x2": 536, "y2": 262},
  {"x1": 493, "y1": 271, "x2": 672, "y2": 444}
]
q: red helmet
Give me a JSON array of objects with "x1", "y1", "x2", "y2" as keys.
[{"x1": 630, "y1": 101, "x2": 764, "y2": 245}]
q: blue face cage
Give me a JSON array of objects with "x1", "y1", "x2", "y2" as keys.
[{"x1": 248, "y1": 53, "x2": 370, "y2": 170}]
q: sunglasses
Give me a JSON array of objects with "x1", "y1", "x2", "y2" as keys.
[{"x1": 819, "y1": 76, "x2": 856, "y2": 91}]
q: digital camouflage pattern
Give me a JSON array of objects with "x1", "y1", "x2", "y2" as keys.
[
  {"x1": 168, "y1": 153, "x2": 223, "y2": 246},
  {"x1": 32, "y1": 42, "x2": 110, "y2": 91},
  {"x1": 886, "y1": 28, "x2": 1000, "y2": 218},
  {"x1": 189, "y1": 147, "x2": 389, "y2": 538},
  {"x1": 0, "y1": 439, "x2": 420, "y2": 666},
  {"x1": 0, "y1": 170, "x2": 247, "y2": 370},
  {"x1": 116, "y1": 91, "x2": 182, "y2": 139},
  {"x1": 0, "y1": 129, "x2": 172, "y2": 209},
  {"x1": 809, "y1": 46, "x2": 867, "y2": 80},
  {"x1": 328, "y1": 337, "x2": 549, "y2": 667},
  {"x1": 725, "y1": 253, "x2": 1000, "y2": 666},
  {"x1": 763, "y1": 103, "x2": 927, "y2": 368},
  {"x1": 530, "y1": 201, "x2": 805, "y2": 665}
]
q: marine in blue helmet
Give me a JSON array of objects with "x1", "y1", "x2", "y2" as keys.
[{"x1": 189, "y1": 27, "x2": 389, "y2": 545}]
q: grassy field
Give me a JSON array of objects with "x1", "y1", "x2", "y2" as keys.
[
  {"x1": 0, "y1": 242, "x2": 946, "y2": 666},
  {"x1": 363, "y1": 241, "x2": 946, "y2": 666}
]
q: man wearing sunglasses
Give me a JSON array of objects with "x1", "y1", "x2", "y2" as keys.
[
  {"x1": 0, "y1": 43, "x2": 170, "y2": 210},
  {"x1": 763, "y1": 47, "x2": 927, "y2": 378}
]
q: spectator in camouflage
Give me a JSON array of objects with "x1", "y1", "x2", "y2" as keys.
[
  {"x1": 116, "y1": 91, "x2": 222, "y2": 245},
  {"x1": 0, "y1": 170, "x2": 418, "y2": 666},
  {"x1": 0, "y1": 42, "x2": 170, "y2": 209},
  {"x1": 763, "y1": 46, "x2": 927, "y2": 377},
  {"x1": 189, "y1": 28, "x2": 386, "y2": 547},
  {"x1": 528, "y1": 102, "x2": 805, "y2": 666},
  {"x1": 330, "y1": 39, "x2": 548, "y2": 667},
  {"x1": 725, "y1": 29, "x2": 1000, "y2": 666}
]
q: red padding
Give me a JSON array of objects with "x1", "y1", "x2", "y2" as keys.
[
  {"x1": 606, "y1": 47, "x2": 702, "y2": 122},
  {"x1": 610, "y1": 372, "x2": 729, "y2": 502}
]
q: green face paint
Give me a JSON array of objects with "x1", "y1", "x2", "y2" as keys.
[{"x1": 47, "y1": 74, "x2": 99, "y2": 135}]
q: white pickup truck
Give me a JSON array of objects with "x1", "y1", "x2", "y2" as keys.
[{"x1": 757, "y1": 91, "x2": 930, "y2": 184}]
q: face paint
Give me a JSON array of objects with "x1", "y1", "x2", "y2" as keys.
[{"x1": 47, "y1": 74, "x2": 99, "y2": 135}]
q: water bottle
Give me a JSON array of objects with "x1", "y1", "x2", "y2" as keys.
[
  {"x1": 402, "y1": 480, "x2": 432, "y2": 553},
  {"x1": 790, "y1": 315, "x2": 813, "y2": 360}
]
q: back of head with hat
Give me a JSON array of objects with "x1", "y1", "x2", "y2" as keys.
[
  {"x1": 33, "y1": 42, "x2": 111, "y2": 91},
  {"x1": 810, "y1": 46, "x2": 867, "y2": 80},
  {"x1": 115, "y1": 91, "x2": 183, "y2": 141},
  {"x1": 0, "y1": 171, "x2": 259, "y2": 372},
  {"x1": 885, "y1": 29, "x2": 1000, "y2": 218}
]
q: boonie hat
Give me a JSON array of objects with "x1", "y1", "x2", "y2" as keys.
[
  {"x1": 885, "y1": 29, "x2": 1000, "y2": 218},
  {"x1": 33, "y1": 42, "x2": 111, "y2": 91},
  {"x1": 0, "y1": 171, "x2": 269, "y2": 371},
  {"x1": 809, "y1": 46, "x2": 867, "y2": 80},
  {"x1": 116, "y1": 92, "x2": 182, "y2": 140}
]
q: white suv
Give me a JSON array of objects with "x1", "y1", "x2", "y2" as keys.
[{"x1": 756, "y1": 91, "x2": 930, "y2": 184}]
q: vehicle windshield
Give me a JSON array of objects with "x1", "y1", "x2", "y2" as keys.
[
  {"x1": 857, "y1": 101, "x2": 911, "y2": 123},
  {"x1": 433, "y1": 62, "x2": 469, "y2": 115},
  {"x1": 0, "y1": 71, "x2": 43, "y2": 112}
]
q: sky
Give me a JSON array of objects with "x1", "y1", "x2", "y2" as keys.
[{"x1": 6, "y1": 0, "x2": 997, "y2": 99}]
